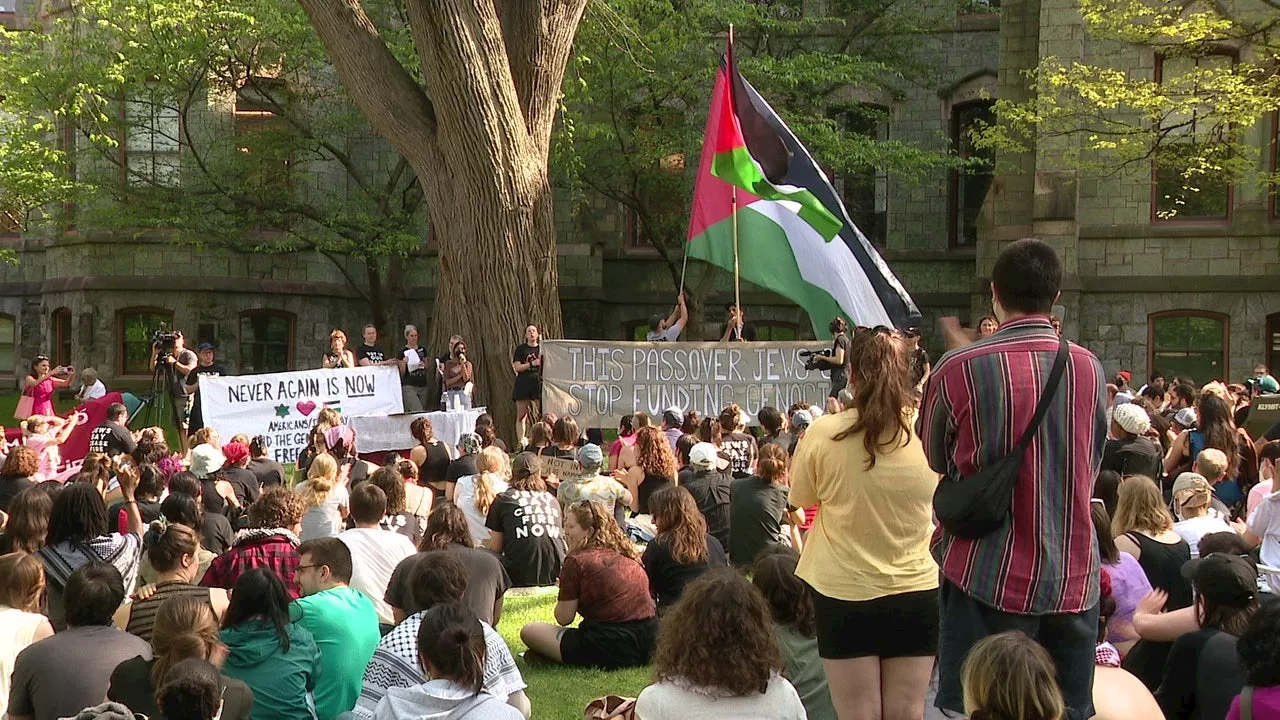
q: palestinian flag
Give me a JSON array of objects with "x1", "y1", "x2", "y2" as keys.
[{"x1": 687, "y1": 54, "x2": 922, "y2": 336}]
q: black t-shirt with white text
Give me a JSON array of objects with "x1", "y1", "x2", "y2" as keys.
[
  {"x1": 512, "y1": 343, "x2": 542, "y2": 400},
  {"x1": 721, "y1": 432, "x2": 758, "y2": 477},
  {"x1": 355, "y1": 343, "x2": 386, "y2": 365},
  {"x1": 484, "y1": 490, "x2": 566, "y2": 588},
  {"x1": 397, "y1": 346, "x2": 428, "y2": 386},
  {"x1": 89, "y1": 420, "x2": 137, "y2": 457}
]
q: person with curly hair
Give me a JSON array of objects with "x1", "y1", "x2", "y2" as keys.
[
  {"x1": 1226, "y1": 601, "x2": 1280, "y2": 719},
  {"x1": 519, "y1": 501, "x2": 656, "y2": 669},
  {"x1": 0, "y1": 446, "x2": 40, "y2": 511},
  {"x1": 621, "y1": 427, "x2": 678, "y2": 515},
  {"x1": 788, "y1": 325, "x2": 939, "y2": 720},
  {"x1": 752, "y1": 546, "x2": 836, "y2": 720},
  {"x1": 962, "y1": 631, "x2": 1066, "y2": 720},
  {"x1": 199, "y1": 486, "x2": 306, "y2": 599},
  {"x1": 635, "y1": 568, "x2": 806, "y2": 719},
  {"x1": 642, "y1": 486, "x2": 727, "y2": 612}
]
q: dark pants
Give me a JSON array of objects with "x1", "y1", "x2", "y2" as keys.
[{"x1": 936, "y1": 579, "x2": 1099, "y2": 720}]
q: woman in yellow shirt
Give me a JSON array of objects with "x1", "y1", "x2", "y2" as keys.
[{"x1": 789, "y1": 327, "x2": 940, "y2": 720}]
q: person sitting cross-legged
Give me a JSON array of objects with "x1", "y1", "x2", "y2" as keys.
[
  {"x1": 338, "y1": 483, "x2": 417, "y2": 627},
  {"x1": 353, "y1": 552, "x2": 530, "y2": 719},
  {"x1": 292, "y1": 537, "x2": 382, "y2": 720}
]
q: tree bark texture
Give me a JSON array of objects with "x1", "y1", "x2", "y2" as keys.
[{"x1": 296, "y1": 0, "x2": 586, "y2": 441}]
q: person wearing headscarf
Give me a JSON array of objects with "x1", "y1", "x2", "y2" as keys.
[{"x1": 1103, "y1": 402, "x2": 1164, "y2": 483}]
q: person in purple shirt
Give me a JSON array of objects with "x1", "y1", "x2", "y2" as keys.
[{"x1": 661, "y1": 409, "x2": 684, "y2": 453}]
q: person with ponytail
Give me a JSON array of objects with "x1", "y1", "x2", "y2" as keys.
[
  {"x1": 115, "y1": 523, "x2": 228, "y2": 641},
  {"x1": 367, "y1": 602, "x2": 521, "y2": 719},
  {"x1": 108, "y1": 596, "x2": 254, "y2": 720},
  {"x1": 729, "y1": 442, "x2": 803, "y2": 568},
  {"x1": 962, "y1": 631, "x2": 1066, "y2": 720},
  {"x1": 296, "y1": 453, "x2": 349, "y2": 541},
  {"x1": 642, "y1": 486, "x2": 727, "y2": 612},
  {"x1": 453, "y1": 447, "x2": 509, "y2": 547},
  {"x1": 219, "y1": 568, "x2": 321, "y2": 720},
  {"x1": 788, "y1": 325, "x2": 940, "y2": 720},
  {"x1": 519, "y1": 501, "x2": 657, "y2": 669}
]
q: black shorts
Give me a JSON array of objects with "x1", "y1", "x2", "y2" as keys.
[
  {"x1": 559, "y1": 618, "x2": 657, "y2": 669},
  {"x1": 809, "y1": 586, "x2": 939, "y2": 659}
]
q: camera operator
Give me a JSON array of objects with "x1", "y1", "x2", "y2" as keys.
[
  {"x1": 809, "y1": 317, "x2": 851, "y2": 398},
  {"x1": 149, "y1": 330, "x2": 197, "y2": 447},
  {"x1": 184, "y1": 342, "x2": 228, "y2": 436}
]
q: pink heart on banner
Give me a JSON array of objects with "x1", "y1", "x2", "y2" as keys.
[{"x1": 296, "y1": 401, "x2": 318, "y2": 416}]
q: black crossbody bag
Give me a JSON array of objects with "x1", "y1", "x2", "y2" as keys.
[{"x1": 934, "y1": 337, "x2": 1070, "y2": 539}]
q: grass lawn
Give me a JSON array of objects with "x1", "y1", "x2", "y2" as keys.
[
  {"x1": 495, "y1": 590, "x2": 652, "y2": 719},
  {"x1": 1, "y1": 391, "x2": 183, "y2": 449}
]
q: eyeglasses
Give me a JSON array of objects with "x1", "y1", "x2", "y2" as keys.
[{"x1": 297, "y1": 564, "x2": 324, "y2": 571}]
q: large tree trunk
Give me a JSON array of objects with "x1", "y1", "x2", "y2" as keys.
[{"x1": 296, "y1": 0, "x2": 584, "y2": 443}]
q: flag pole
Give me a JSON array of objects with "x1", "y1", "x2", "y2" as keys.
[{"x1": 728, "y1": 24, "x2": 741, "y2": 327}]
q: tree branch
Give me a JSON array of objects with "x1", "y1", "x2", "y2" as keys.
[{"x1": 294, "y1": 0, "x2": 438, "y2": 166}]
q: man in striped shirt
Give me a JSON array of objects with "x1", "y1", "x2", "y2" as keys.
[{"x1": 920, "y1": 239, "x2": 1106, "y2": 720}]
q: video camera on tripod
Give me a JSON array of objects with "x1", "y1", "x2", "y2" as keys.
[
  {"x1": 799, "y1": 348, "x2": 832, "y2": 371},
  {"x1": 152, "y1": 325, "x2": 181, "y2": 362}
]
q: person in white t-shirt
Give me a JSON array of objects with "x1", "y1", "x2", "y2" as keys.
[
  {"x1": 1248, "y1": 441, "x2": 1280, "y2": 515},
  {"x1": 338, "y1": 483, "x2": 417, "y2": 626},
  {"x1": 449, "y1": 447, "x2": 509, "y2": 546},
  {"x1": 76, "y1": 368, "x2": 107, "y2": 403},
  {"x1": 645, "y1": 293, "x2": 688, "y2": 343},
  {"x1": 1171, "y1": 473, "x2": 1235, "y2": 558}
]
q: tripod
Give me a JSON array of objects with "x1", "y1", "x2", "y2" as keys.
[{"x1": 131, "y1": 359, "x2": 179, "y2": 432}]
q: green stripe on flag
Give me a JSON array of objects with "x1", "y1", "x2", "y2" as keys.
[
  {"x1": 711, "y1": 146, "x2": 843, "y2": 242},
  {"x1": 688, "y1": 203, "x2": 843, "y2": 340}
]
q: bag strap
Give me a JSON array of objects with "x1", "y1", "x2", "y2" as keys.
[
  {"x1": 1241, "y1": 685, "x2": 1254, "y2": 720},
  {"x1": 1013, "y1": 338, "x2": 1071, "y2": 455}
]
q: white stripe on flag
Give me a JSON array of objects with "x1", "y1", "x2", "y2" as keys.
[{"x1": 743, "y1": 199, "x2": 896, "y2": 328}]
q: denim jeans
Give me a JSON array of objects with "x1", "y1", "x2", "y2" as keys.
[{"x1": 935, "y1": 579, "x2": 1099, "y2": 720}]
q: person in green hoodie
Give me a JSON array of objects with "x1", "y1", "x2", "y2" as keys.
[
  {"x1": 292, "y1": 537, "x2": 382, "y2": 720},
  {"x1": 220, "y1": 568, "x2": 323, "y2": 720}
]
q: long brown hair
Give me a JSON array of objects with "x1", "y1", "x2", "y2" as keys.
[
  {"x1": 650, "y1": 486, "x2": 708, "y2": 565},
  {"x1": 151, "y1": 596, "x2": 221, "y2": 687},
  {"x1": 4, "y1": 487, "x2": 51, "y2": 553},
  {"x1": 0, "y1": 552, "x2": 45, "y2": 612},
  {"x1": 962, "y1": 631, "x2": 1065, "y2": 720},
  {"x1": 653, "y1": 569, "x2": 781, "y2": 696},
  {"x1": 1196, "y1": 392, "x2": 1241, "y2": 478},
  {"x1": 635, "y1": 427, "x2": 677, "y2": 480},
  {"x1": 566, "y1": 501, "x2": 637, "y2": 559},
  {"x1": 752, "y1": 546, "x2": 816, "y2": 638},
  {"x1": 419, "y1": 502, "x2": 474, "y2": 551},
  {"x1": 833, "y1": 328, "x2": 913, "y2": 468}
]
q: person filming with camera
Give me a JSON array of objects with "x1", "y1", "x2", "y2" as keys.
[
  {"x1": 184, "y1": 342, "x2": 228, "y2": 436},
  {"x1": 804, "y1": 317, "x2": 851, "y2": 399},
  {"x1": 149, "y1": 329, "x2": 198, "y2": 449}
]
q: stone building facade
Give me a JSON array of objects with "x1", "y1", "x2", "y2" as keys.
[{"x1": 1, "y1": 0, "x2": 1274, "y2": 392}]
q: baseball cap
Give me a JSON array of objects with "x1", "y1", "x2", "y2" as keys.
[
  {"x1": 577, "y1": 443, "x2": 603, "y2": 469},
  {"x1": 458, "y1": 432, "x2": 482, "y2": 455},
  {"x1": 1181, "y1": 553, "x2": 1258, "y2": 608},
  {"x1": 1117, "y1": 370, "x2": 1132, "y2": 384},
  {"x1": 197, "y1": 342, "x2": 215, "y2": 352},
  {"x1": 648, "y1": 313, "x2": 665, "y2": 330},
  {"x1": 1173, "y1": 407, "x2": 1198, "y2": 429},
  {"x1": 689, "y1": 442, "x2": 729, "y2": 471},
  {"x1": 662, "y1": 408, "x2": 684, "y2": 428},
  {"x1": 511, "y1": 452, "x2": 541, "y2": 481},
  {"x1": 1112, "y1": 403, "x2": 1151, "y2": 436},
  {"x1": 791, "y1": 409, "x2": 813, "y2": 429},
  {"x1": 1171, "y1": 472, "x2": 1214, "y2": 500}
]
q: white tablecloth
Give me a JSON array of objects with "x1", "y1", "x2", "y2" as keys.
[{"x1": 347, "y1": 408, "x2": 486, "y2": 453}]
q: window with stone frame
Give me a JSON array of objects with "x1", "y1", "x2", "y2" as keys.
[
  {"x1": 1148, "y1": 311, "x2": 1228, "y2": 384},
  {"x1": 0, "y1": 313, "x2": 14, "y2": 376},
  {"x1": 51, "y1": 308, "x2": 72, "y2": 367},
  {"x1": 124, "y1": 94, "x2": 181, "y2": 187},
  {"x1": 118, "y1": 308, "x2": 174, "y2": 376},
  {"x1": 949, "y1": 100, "x2": 996, "y2": 247},
  {"x1": 239, "y1": 310, "x2": 294, "y2": 374},
  {"x1": 234, "y1": 77, "x2": 294, "y2": 218},
  {"x1": 1152, "y1": 53, "x2": 1234, "y2": 221},
  {"x1": 829, "y1": 103, "x2": 889, "y2": 247}
]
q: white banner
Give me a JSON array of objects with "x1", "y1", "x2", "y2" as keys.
[{"x1": 200, "y1": 366, "x2": 404, "y2": 464}]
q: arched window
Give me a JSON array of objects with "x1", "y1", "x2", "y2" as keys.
[
  {"x1": 1148, "y1": 311, "x2": 1229, "y2": 383},
  {"x1": 118, "y1": 307, "x2": 174, "y2": 376},
  {"x1": 239, "y1": 310, "x2": 294, "y2": 374},
  {"x1": 51, "y1": 308, "x2": 72, "y2": 367},
  {"x1": 0, "y1": 313, "x2": 15, "y2": 377}
]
